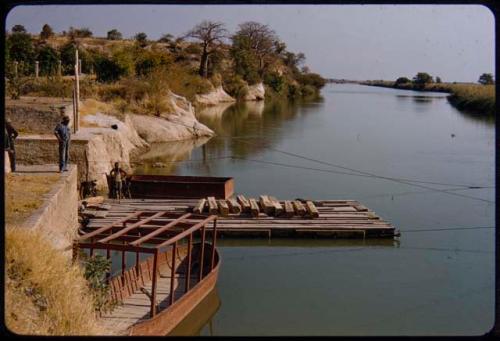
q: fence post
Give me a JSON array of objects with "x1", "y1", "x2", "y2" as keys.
[
  {"x1": 74, "y1": 49, "x2": 80, "y2": 132},
  {"x1": 58, "y1": 60, "x2": 62, "y2": 76},
  {"x1": 35, "y1": 61, "x2": 39, "y2": 78}
]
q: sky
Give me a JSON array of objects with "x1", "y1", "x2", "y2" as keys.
[{"x1": 6, "y1": 4, "x2": 495, "y2": 82}]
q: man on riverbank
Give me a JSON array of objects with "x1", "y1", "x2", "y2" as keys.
[
  {"x1": 54, "y1": 115, "x2": 71, "y2": 173},
  {"x1": 109, "y1": 162, "x2": 127, "y2": 200},
  {"x1": 5, "y1": 118, "x2": 19, "y2": 172}
]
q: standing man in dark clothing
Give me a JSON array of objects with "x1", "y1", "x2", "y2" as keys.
[
  {"x1": 54, "y1": 115, "x2": 71, "y2": 172},
  {"x1": 5, "y1": 118, "x2": 19, "y2": 172}
]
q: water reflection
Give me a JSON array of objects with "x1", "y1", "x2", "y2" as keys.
[{"x1": 132, "y1": 137, "x2": 211, "y2": 174}]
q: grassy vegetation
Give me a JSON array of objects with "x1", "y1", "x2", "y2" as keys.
[
  {"x1": 5, "y1": 227, "x2": 104, "y2": 335},
  {"x1": 5, "y1": 173, "x2": 60, "y2": 225},
  {"x1": 361, "y1": 80, "x2": 495, "y2": 116},
  {"x1": 6, "y1": 23, "x2": 326, "y2": 111}
]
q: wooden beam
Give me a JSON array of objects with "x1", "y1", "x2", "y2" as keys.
[
  {"x1": 259, "y1": 195, "x2": 274, "y2": 215},
  {"x1": 155, "y1": 215, "x2": 217, "y2": 248},
  {"x1": 305, "y1": 201, "x2": 319, "y2": 218},
  {"x1": 269, "y1": 196, "x2": 283, "y2": 216},
  {"x1": 150, "y1": 251, "x2": 159, "y2": 317},
  {"x1": 236, "y1": 195, "x2": 251, "y2": 213},
  {"x1": 284, "y1": 200, "x2": 295, "y2": 218},
  {"x1": 77, "y1": 211, "x2": 143, "y2": 241},
  {"x1": 97, "y1": 211, "x2": 167, "y2": 243},
  {"x1": 207, "y1": 197, "x2": 218, "y2": 215},
  {"x1": 217, "y1": 200, "x2": 229, "y2": 216},
  {"x1": 227, "y1": 198, "x2": 242, "y2": 214},
  {"x1": 129, "y1": 213, "x2": 192, "y2": 246},
  {"x1": 293, "y1": 201, "x2": 306, "y2": 216},
  {"x1": 193, "y1": 199, "x2": 206, "y2": 214},
  {"x1": 249, "y1": 198, "x2": 260, "y2": 217}
]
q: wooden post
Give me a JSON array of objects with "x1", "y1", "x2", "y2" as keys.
[
  {"x1": 185, "y1": 234, "x2": 192, "y2": 293},
  {"x1": 199, "y1": 226, "x2": 206, "y2": 281},
  {"x1": 57, "y1": 60, "x2": 62, "y2": 76},
  {"x1": 169, "y1": 242, "x2": 177, "y2": 305},
  {"x1": 74, "y1": 49, "x2": 80, "y2": 132},
  {"x1": 150, "y1": 250, "x2": 159, "y2": 317},
  {"x1": 72, "y1": 86, "x2": 77, "y2": 134},
  {"x1": 106, "y1": 248, "x2": 111, "y2": 280},
  {"x1": 35, "y1": 61, "x2": 39, "y2": 78},
  {"x1": 210, "y1": 220, "x2": 217, "y2": 270},
  {"x1": 78, "y1": 59, "x2": 82, "y2": 75},
  {"x1": 90, "y1": 237, "x2": 94, "y2": 257},
  {"x1": 121, "y1": 235, "x2": 126, "y2": 285},
  {"x1": 13, "y1": 61, "x2": 18, "y2": 77},
  {"x1": 136, "y1": 252, "x2": 140, "y2": 276}
]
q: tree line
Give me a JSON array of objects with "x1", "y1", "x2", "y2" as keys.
[{"x1": 5, "y1": 22, "x2": 326, "y2": 100}]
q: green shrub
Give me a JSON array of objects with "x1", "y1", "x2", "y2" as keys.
[{"x1": 222, "y1": 74, "x2": 248, "y2": 99}]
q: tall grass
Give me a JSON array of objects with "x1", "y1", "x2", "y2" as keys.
[
  {"x1": 5, "y1": 227, "x2": 105, "y2": 335},
  {"x1": 362, "y1": 81, "x2": 495, "y2": 116}
]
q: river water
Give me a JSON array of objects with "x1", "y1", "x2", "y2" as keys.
[{"x1": 134, "y1": 83, "x2": 495, "y2": 336}]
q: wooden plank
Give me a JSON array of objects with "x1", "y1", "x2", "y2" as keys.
[
  {"x1": 293, "y1": 200, "x2": 306, "y2": 216},
  {"x1": 97, "y1": 211, "x2": 167, "y2": 243},
  {"x1": 193, "y1": 199, "x2": 206, "y2": 214},
  {"x1": 283, "y1": 201, "x2": 295, "y2": 218},
  {"x1": 227, "y1": 198, "x2": 242, "y2": 214},
  {"x1": 237, "y1": 195, "x2": 251, "y2": 213},
  {"x1": 306, "y1": 201, "x2": 319, "y2": 218},
  {"x1": 217, "y1": 200, "x2": 230, "y2": 217},
  {"x1": 249, "y1": 198, "x2": 260, "y2": 217},
  {"x1": 259, "y1": 195, "x2": 274, "y2": 215},
  {"x1": 269, "y1": 196, "x2": 283, "y2": 216},
  {"x1": 78, "y1": 211, "x2": 142, "y2": 241},
  {"x1": 207, "y1": 197, "x2": 218, "y2": 215}
]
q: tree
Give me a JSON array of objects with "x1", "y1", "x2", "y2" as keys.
[
  {"x1": 435, "y1": 76, "x2": 442, "y2": 83},
  {"x1": 12, "y1": 25, "x2": 26, "y2": 33},
  {"x1": 68, "y1": 26, "x2": 93, "y2": 39},
  {"x1": 232, "y1": 21, "x2": 278, "y2": 77},
  {"x1": 107, "y1": 29, "x2": 122, "y2": 40},
  {"x1": 36, "y1": 45, "x2": 59, "y2": 75},
  {"x1": 185, "y1": 21, "x2": 227, "y2": 78},
  {"x1": 412, "y1": 72, "x2": 433, "y2": 88},
  {"x1": 134, "y1": 32, "x2": 148, "y2": 47},
  {"x1": 395, "y1": 77, "x2": 411, "y2": 85},
  {"x1": 158, "y1": 33, "x2": 174, "y2": 43},
  {"x1": 7, "y1": 31, "x2": 35, "y2": 75},
  {"x1": 478, "y1": 73, "x2": 494, "y2": 85},
  {"x1": 40, "y1": 24, "x2": 54, "y2": 40}
]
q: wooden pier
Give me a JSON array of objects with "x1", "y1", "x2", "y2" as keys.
[{"x1": 84, "y1": 198, "x2": 398, "y2": 239}]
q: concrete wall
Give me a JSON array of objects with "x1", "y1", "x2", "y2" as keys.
[
  {"x1": 21, "y1": 165, "x2": 79, "y2": 255},
  {"x1": 16, "y1": 135, "x2": 90, "y2": 187},
  {"x1": 6, "y1": 102, "x2": 73, "y2": 134}
]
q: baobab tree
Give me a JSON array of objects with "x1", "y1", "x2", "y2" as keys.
[
  {"x1": 232, "y1": 21, "x2": 278, "y2": 76},
  {"x1": 185, "y1": 21, "x2": 227, "y2": 78}
]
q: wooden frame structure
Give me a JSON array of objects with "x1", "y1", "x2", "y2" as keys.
[{"x1": 74, "y1": 211, "x2": 218, "y2": 318}]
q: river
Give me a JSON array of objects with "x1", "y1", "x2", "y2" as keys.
[{"x1": 134, "y1": 83, "x2": 495, "y2": 336}]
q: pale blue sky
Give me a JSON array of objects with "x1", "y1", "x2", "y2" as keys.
[{"x1": 6, "y1": 4, "x2": 495, "y2": 82}]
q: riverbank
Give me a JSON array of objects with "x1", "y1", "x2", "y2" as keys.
[
  {"x1": 5, "y1": 166, "x2": 104, "y2": 335},
  {"x1": 360, "y1": 80, "x2": 495, "y2": 116}
]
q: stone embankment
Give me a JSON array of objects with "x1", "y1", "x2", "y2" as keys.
[
  {"x1": 15, "y1": 164, "x2": 79, "y2": 254},
  {"x1": 244, "y1": 82, "x2": 265, "y2": 101},
  {"x1": 194, "y1": 86, "x2": 236, "y2": 106},
  {"x1": 10, "y1": 91, "x2": 214, "y2": 190}
]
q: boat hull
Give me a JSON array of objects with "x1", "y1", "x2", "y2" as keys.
[
  {"x1": 127, "y1": 248, "x2": 221, "y2": 336},
  {"x1": 128, "y1": 174, "x2": 234, "y2": 199}
]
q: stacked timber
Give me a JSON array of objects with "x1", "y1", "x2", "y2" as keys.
[{"x1": 191, "y1": 195, "x2": 319, "y2": 219}]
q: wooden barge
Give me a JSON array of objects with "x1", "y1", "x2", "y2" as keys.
[
  {"x1": 84, "y1": 197, "x2": 398, "y2": 239},
  {"x1": 128, "y1": 175, "x2": 234, "y2": 199},
  {"x1": 75, "y1": 212, "x2": 220, "y2": 336}
]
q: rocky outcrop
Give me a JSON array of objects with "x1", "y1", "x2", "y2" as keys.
[
  {"x1": 128, "y1": 113, "x2": 213, "y2": 142},
  {"x1": 194, "y1": 86, "x2": 236, "y2": 106},
  {"x1": 244, "y1": 82, "x2": 265, "y2": 101}
]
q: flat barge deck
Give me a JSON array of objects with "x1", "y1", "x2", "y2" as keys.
[{"x1": 85, "y1": 198, "x2": 398, "y2": 239}]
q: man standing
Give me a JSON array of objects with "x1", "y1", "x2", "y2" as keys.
[
  {"x1": 5, "y1": 118, "x2": 19, "y2": 172},
  {"x1": 54, "y1": 115, "x2": 71, "y2": 172},
  {"x1": 109, "y1": 162, "x2": 127, "y2": 200}
]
